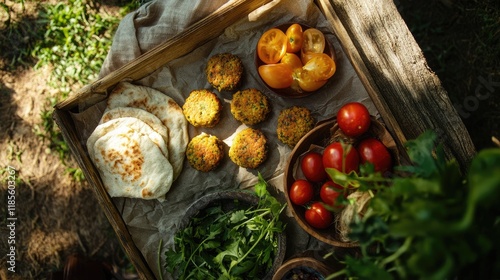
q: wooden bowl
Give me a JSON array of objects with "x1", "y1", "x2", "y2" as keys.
[
  {"x1": 255, "y1": 23, "x2": 337, "y2": 98},
  {"x1": 178, "y1": 191, "x2": 287, "y2": 280},
  {"x1": 283, "y1": 117, "x2": 399, "y2": 247},
  {"x1": 272, "y1": 256, "x2": 335, "y2": 280}
]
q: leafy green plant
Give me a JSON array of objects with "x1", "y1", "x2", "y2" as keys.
[
  {"x1": 326, "y1": 131, "x2": 500, "y2": 279},
  {"x1": 0, "y1": 0, "x2": 42, "y2": 69},
  {"x1": 164, "y1": 174, "x2": 286, "y2": 280},
  {"x1": 32, "y1": 0, "x2": 120, "y2": 94},
  {"x1": 34, "y1": 108, "x2": 69, "y2": 162},
  {"x1": 29, "y1": 0, "x2": 142, "y2": 180}
]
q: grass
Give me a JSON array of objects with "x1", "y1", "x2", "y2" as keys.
[
  {"x1": 0, "y1": 0, "x2": 498, "y2": 278},
  {"x1": 2, "y1": 0, "x2": 142, "y2": 180},
  {"x1": 2, "y1": 0, "x2": 497, "y2": 173},
  {"x1": 33, "y1": 0, "x2": 121, "y2": 94},
  {"x1": 0, "y1": 0, "x2": 38, "y2": 69}
]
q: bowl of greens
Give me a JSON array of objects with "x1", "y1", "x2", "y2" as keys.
[{"x1": 164, "y1": 176, "x2": 287, "y2": 280}]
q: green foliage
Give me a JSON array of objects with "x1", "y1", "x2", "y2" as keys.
[
  {"x1": 164, "y1": 175, "x2": 286, "y2": 280},
  {"x1": 32, "y1": 0, "x2": 120, "y2": 94},
  {"x1": 0, "y1": 0, "x2": 41, "y2": 69},
  {"x1": 24, "y1": 0, "x2": 141, "y2": 180},
  {"x1": 34, "y1": 108, "x2": 69, "y2": 162},
  {"x1": 326, "y1": 131, "x2": 500, "y2": 280}
]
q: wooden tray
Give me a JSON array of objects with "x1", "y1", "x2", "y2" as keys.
[{"x1": 53, "y1": 0, "x2": 475, "y2": 278}]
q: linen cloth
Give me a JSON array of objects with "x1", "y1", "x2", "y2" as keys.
[{"x1": 90, "y1": 0, "x2": 375, "y2": 278}]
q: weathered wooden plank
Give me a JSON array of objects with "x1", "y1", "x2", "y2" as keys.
[
  {"x1": 55, "y1": 0, "x2": 273, "y2": 111},
  {"x1": 52, "y1": 110, "x2": 156, "y2": 280},
  {"x1": 316, "y1": 0, "x2": 476, "y2": 171}
]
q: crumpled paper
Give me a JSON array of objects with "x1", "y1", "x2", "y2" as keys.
[{"x1": 72, "y1": 0, "x2": 376, "y2": 278}]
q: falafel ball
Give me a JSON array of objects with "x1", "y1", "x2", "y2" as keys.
[
  {"x1": 230, "y1": 88, "x2": 270, "y2": 125},
  {"x1": 277, "y1": 106, "x2": 315, "y2": 147},
  {"x1": 186, "y1": 133, "x2": 224, "y2": 172},
  {"x1": 182, "y1": 89, "x2": 222, "y2": 127},
  {"x1": 229, "y1": 128, "x2": 268, "y2": 169},
  {"x1": 205, "y1": 53, "x2": 243, "y2": 92}
]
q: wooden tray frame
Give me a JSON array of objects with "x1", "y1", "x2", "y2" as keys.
[{"x1": 53, "y1": 0, "x2": 476, "y2": 278}]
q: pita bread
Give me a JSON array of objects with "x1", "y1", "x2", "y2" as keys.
[
  {"x1": 87, "y1": 117, "x2": 169, "y2": 161},
  {"x1": 90, "y1": 124, "x2": 174, "y2": 200},
  {"x1": 107, "y1": 82, "x2": 188, "y2": 179},
  {"x1": 100, "y1": 107, "x2": 169, "y2": 150}
]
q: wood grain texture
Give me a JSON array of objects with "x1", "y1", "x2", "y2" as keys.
[
  {"x1": 55, "y1": 0, "x2": 273, "y2": 111},
  {"x1": 53, "y1": 0, "x2": 478, "y2": 277},
  {"x1": 52, "y1": 110, "x2": 156, "y2": 280},
  {"x1": 53, "y1": 1, "x2": 274, "y2": 278},
  {"x1": 316, "y1": 0, "x2": 476, "y2": 171}
]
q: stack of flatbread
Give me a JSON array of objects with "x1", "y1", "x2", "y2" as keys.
[{"x1": 86, "y1": 82, "x2": 189, "y2": 200}]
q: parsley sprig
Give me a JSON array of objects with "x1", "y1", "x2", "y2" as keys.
[
  {"x1": 326, "y1": 131, "x2": 500, "y2": 279},
  {"x1": 164, "y1": 173, "x2": 286, "y2": 280}
]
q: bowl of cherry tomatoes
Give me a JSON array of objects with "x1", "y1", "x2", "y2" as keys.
[
  {"x1": 255, "y1": 23, "x2": 337, "y2": 98},
  {"x1": 283, "y1": 102, "x2": 399, "y2": 247}
]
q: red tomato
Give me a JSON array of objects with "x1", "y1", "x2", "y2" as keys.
[
  {"x1": 305, "y1": 202, "x2": 332, "y2": 229},
  {"x1": 336, "y1": 102, "x2": 371, "y2": 137},
  {"x1": 285, "y1": 23, "x2": 303, "y2": 53},
  {"x1": 357, "y1": 138, "x2": 393, "y2": 173},
  {"x1": 289, "y1": 179, "x2": 314, "y2": 205},
  {"x1": 320, "y1": 181, "x2": 345, "y2": 209},
  {"x1": 257, "y1": 28, "x2": 288, "y2": 64},
  {"x1": 301, "y1": 152, "x2": 327, "y2": 183},
  {"x1": 322, "y1": 142, "x2": 360, "y2": 174},
  {"x1": 258, "y1": 63, "x2": 293, "y2": 89}
]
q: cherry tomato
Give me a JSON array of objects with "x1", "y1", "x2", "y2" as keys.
[
  {"x1": 293, "y1": 68, "x2": 328, "y2": 92},
  {"x1": 357, "y1": 138, "x2": 393, "y2": 173},
  {"x1": 257, "y1": 28, "x2": 288, "y2": 64},
  {"x1": 289, "y1": 179, "x2": 314, "y2": 205},
  {"x1": 258, "y1": 63, "x2": 293, "y2": 89},
  {"x1": 285, "y1": 23, "x2": 303, "y2": 53},
  {"x1": 302, "y1": 28, "x2": 325, "y2": 55},
  {"x1": 305, "y1": 202, "x2": 332, "y2": 229},
  {"x1": 322, "y1": 142, "x2": 360, "y2": 174},
  {"x1": 320, "y1": 181, "x2": 345, "y2": 209},
  {"x1": 281, "y1": 52, "x2": 303, "y2": 70},
  {"x1": 301, "y1": 152, "x2": 327, "y2": 183},
  {"x1": 302, "y1": 53, "x2": 336, "y2": 81},
  {"x1": 337, "y1": 102, "x2": 371, "y2": 137}
]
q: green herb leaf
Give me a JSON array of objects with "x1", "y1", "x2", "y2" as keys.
[
  {"x1": 328, "y1": 131, "x2": 500, "y2": 279},
  {"x1": 163, "y1": 173, "x2": 285, "y2": 279}
]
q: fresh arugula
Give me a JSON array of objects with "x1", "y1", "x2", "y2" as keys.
[
  {"x1": 164, "y1": 173, "x2": 286, "y2": 280},
  {"x1": 326, "y1": 131, "x2": 500, "y2": 279}
]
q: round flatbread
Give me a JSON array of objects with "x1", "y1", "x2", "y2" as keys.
[
  {"x1": 91, "y1": 124, "x2": 173, "y2": 200},
  {"x1": 100, "y1": 107, "x2": 169, "y2": 151},
  {"x1": 87, "y1": 117, "x2": 169, "y2": 162},
  {"x1": 107, "y1": 82, "x2": 188, "y2": 179}
]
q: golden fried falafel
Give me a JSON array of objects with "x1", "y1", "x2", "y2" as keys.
[
  {"x1": 277, "y1": 106, "x2": 315, "y2": 147},
  {"x1": 182, "y1": 89, "x2": 222, "y2": 127},
  {"x1": 230, "y1": 88, "x2": 270, "y2": 125},
  {"x1": 186, "y1": 133, "x2": 224, "y2": 172},
  {"x1": 205, "y1": 53, "x2": 243, "y2": 92},
  {"x1": 229, "y1": 128, "x2": 268, "y2": 169}
]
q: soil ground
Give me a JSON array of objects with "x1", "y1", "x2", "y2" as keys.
[{"x1": 0, "y1": 0, "x2": 498, "y2": 279}]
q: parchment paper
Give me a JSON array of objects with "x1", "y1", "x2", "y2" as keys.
[{"x1": 72, "y1": 0, "x2": 377, "y2": 279}]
